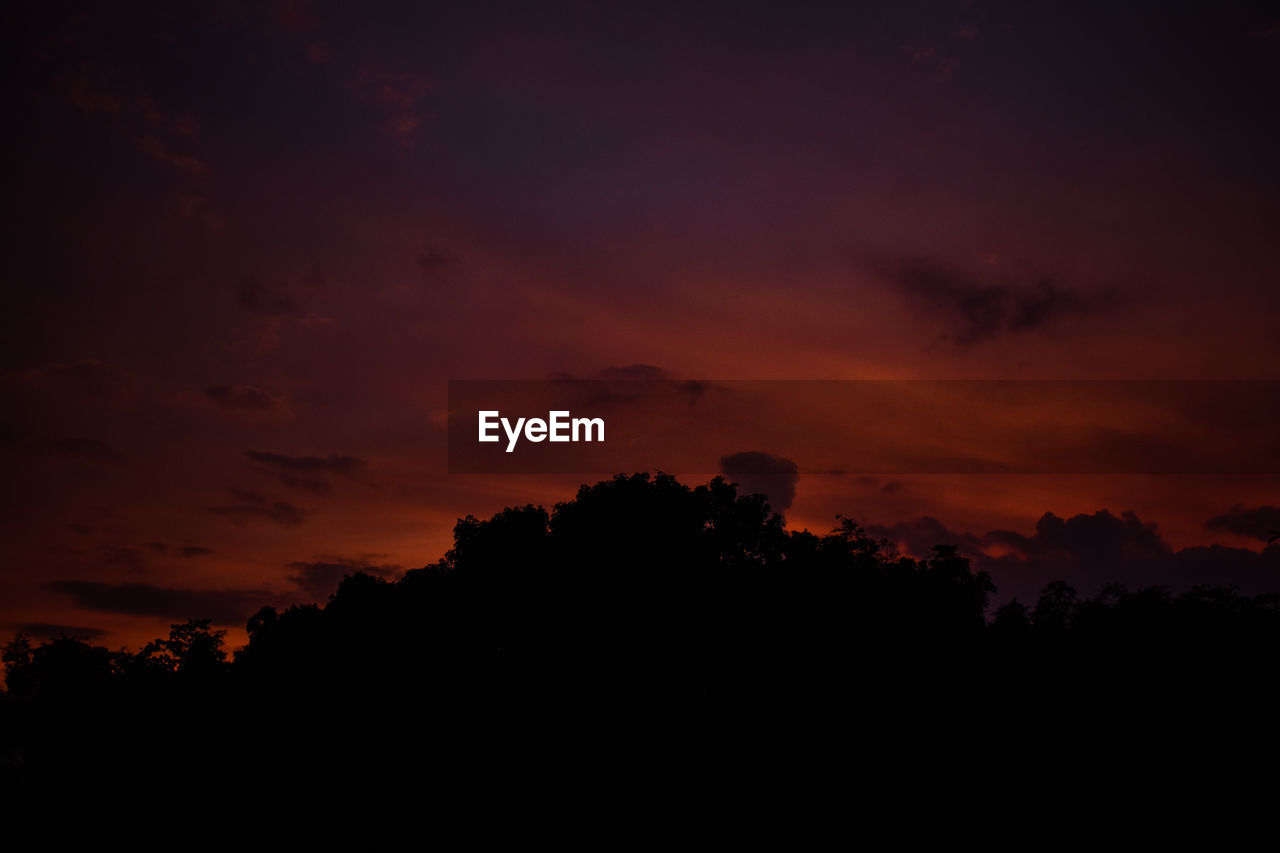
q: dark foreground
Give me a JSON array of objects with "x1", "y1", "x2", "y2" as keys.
[{"x1": 4, "y1": 474, "x2": 1279, "y2": 804}]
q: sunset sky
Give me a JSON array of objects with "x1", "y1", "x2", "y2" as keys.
[{"x1": 4, "y1": 0, "x2": 1279, "y2": 650}]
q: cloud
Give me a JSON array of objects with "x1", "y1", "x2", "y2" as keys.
[
  {"x1": 208, "y1": 500, "x2": 310, "y2": 527},
  {"x1": 275, "y1": 477, "x2": 333, "y2": 496},
  {"x1": 596, "y1": 364, "x2": 674, "y2": 380},
  {"x1": 862, "y1": 508, "x2": 1280, "y2": 607},
  {"x1": 719, "y1": 451, "x2": 799, "y2": 513},
  {"x1": 179, "y1": 546, "x2": 214, "y2": 558},
  {"x1": 245, "y1": 451, "x2": 365, "y2": 476},
  {"x1": 203, "y1": 384, "x2": 289, "y2": 414},
  {"x1": 986, "y1": 510, "x2": 1171, "y2": 562},
  {"x1": 65, "y1": 70, "x2": 206, "y2": 176},
  {"x1": 286, "y1": 557, "x2": 401, "y2": 600},
  {"x1": 134, "y1": 135, "x2": 208, "y2": 175},
  {"x1": 45, "y1": 580, "x2": 273, "y2": 625},
  {"x1": 349, "y1": 67, "x2": 434, "y2": 151},
  {"x1": 865, "y1": 516, "x2": 986, "y2": 560},
  {"x1": 18, "y1": 623, "x2": 109, "y2": 641},
  {"x1": 877, "y1": 257, "x2": 1112, "y2": 347},
  {"x1": 983, "y1": 510, "x2": 1277, "y2": 605},
  {"x1": 418, "y1": 246, "x2": 460, "y2": 273},
  {"x1": 853, "y1": 476, "x2": 904, "y2": 494},
  {"x1": 99, "y1": 546, "x2": 147, "y2": 572},
  {"x1": 1207, "y1": 505, "x2": 1280, "y2": 542},
  {"x1": 236, "y1": 277, "x2": 303, "y2": 316},
  {"x1": 245, "y1": 450, "x2": 366, "y2": 495}
]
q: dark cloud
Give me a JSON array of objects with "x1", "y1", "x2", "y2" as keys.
[
  {"x1": 596, "y1": 364, "x2": 674, "y2": 380},
  {"x1": 879, "y1": 258, "x2": 1112, "y2": 347},
  {"x1": 417, "y1": 246, "x2": 459, "y2": 272},
  {"x1": 45, "y1": 580, "x2": 272, "y2": 625},
  {"x1": 228, "y1": 488, "x2": 268, "y2": 505},
  {"x1": 286, "y1": 558, "x2": 400, "y2": 600},
  {"x1": 18, "y1": 622, "x2": 109, "y2": 641},
  {"x1": 275, "y1": 475, "x2": 332, "y2": 496},
  {"x1": 674, "y1": 380, "x2": 710, "y2": 404},
  {"x1": 99, "y1": 545, "x2": 147, "y2": 572},
  {"x1": 986, "y1": 510, "x2": 1171, "y2": 562},
  {"x1": 861, "y1": 508, "x2": 1280, "y2": 607},
  {"x1": 179, "y1": 546, "x2": 214, "y2": 558},
  {"x1": 245, "y1": 450, "x2": 367, "y2": 495},
  {"x1": 142, "y1": 541, "x2": 166, "y2": 553},
  {"x1": 719, "y1": 451, "x2": 799, "y2": 513},
  {"x1": 981, "y1": 510, "x2": 1277, "y2": 605},
  {"x1": 245, "y1": 451, "x2": 365, "y2": 476},
  {"x1": 25, "y1": 438, "x2": 125, "y2": 465},
  {"x1": 207, "y1": 501, "x2": 310, "y2": 527},
  {"x1": 237, "y1": 277, "x2": 302, "y2": 316},
  {"x1": 1207, "y1": 505, "x2": 1280, "y2": 542},
  {"x1": 865, "y1": 516, "x2": 986, "y2": 560},
  {"x1": 68, "y1": 524, "x2": 95, "y2": 535},
  {"x1": 204, "y1": 384, "x2": 288, "y2": 413}
]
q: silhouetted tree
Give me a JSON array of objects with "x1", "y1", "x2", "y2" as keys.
[
  {"x1": 135, "y1": 619, "x2": 229, "y2": 678},
  {"x1": 4, "y1": 472, "x2": 1279, "y2": 799}
]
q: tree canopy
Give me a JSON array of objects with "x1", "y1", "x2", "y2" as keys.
[{"x1": 3, "y1": 472, "x2": 1278, "y2": 802}]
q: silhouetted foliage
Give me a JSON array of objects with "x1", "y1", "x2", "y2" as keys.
[{"x1": 3, "y1": 472, "x2": 1279, "y2": 802}]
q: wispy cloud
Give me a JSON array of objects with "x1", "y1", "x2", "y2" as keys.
[
  {"x1": 874, "y1": 256, "x2": 1119, "y2": 348},
  {"x1": 46, "y1": 580, "x2": 274, "y2": 625},
  {"x1": 245, "y1": 450, "x2": 367, "y2": 495},
  {"x1": 204, "y1": 384, "x2": 291, "y2": 416}
]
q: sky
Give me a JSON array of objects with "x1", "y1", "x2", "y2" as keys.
[{"x1": 3, "y1": 0, "x2": 1279, "y2": 650}]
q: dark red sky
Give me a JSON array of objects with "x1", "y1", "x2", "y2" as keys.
[{"x1": 4, "y1": 0, "x2": 1279, "y2": 650}]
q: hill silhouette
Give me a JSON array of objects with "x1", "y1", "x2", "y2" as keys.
[{"x1": 3, "y1": 472, "x2": 1279, "y2": 801}]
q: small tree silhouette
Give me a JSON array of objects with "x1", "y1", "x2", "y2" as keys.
[{"x1": 137, "y1": 619, "x2": 228, "y2": 676}]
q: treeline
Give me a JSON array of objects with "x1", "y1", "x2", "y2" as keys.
[{"x1": 3, "y1": 473, "x2": 1279, "y2": 795}]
